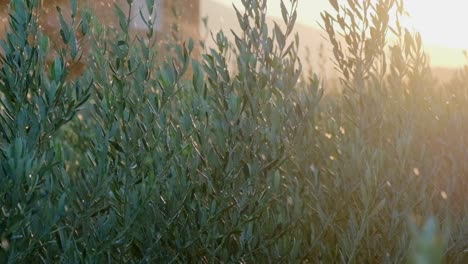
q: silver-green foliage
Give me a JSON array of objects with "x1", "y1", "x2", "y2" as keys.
[
  {"x1": 0, "y1": 0, "x2": 91, "y2": 262},
  {"x1": 0, "y1": 0, "x2": 322, "y2": 262},
  {"x1": 1, "y1": 0, "x2": 468, "y2": 263}
]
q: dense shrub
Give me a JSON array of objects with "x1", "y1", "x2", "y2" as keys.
[{"x1": 0, "y1": 0, "x2": 467, "y2": 262}]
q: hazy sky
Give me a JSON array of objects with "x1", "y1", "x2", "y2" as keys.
[
  {"x1": 208, "y1": 0, "x2": 468, "y2": 67},
  {"x1": 403, "y1": 0, "x2": 468, "y2": 49},
  {"x1": 211, "y1": 0, "x2": 468, "y2": 49}
]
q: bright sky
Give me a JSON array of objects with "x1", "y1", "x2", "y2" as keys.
[
  {"x1": 210, "y1": 0, "x2": 468, "y2": 67},
  {"x1": 404, "y1": 0, "x2": 468, "y2": 49}
]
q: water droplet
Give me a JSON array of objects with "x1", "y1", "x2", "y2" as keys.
[
  {"x1": 1, "y1": 238, "x2": 10, "y2": 250},
  {"x1": 339, "y1": 126, "x2": 346, "y2": 135},
  {"x1": 440, "y1": 191, "x2": 448, "y2": 200}
]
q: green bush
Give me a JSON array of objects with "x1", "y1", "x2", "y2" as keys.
[{"x1": 0, "y1": 0, "x2": 467, "y2": 262}]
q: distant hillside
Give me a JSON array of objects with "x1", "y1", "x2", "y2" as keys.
[
  {"x1": 200, "y1": 0, "x2": 334, "y2": 77},
  {"x1": 432, "y1": 67, "x2": 459, "y2": 84}
]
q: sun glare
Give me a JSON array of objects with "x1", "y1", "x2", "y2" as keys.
[
  {"x1": 226, "y1": 0, "x2": 468, "y2": 50},
  {"x1": 209, "y1": 0, "x2": 468, "y2": 67},
  {"x1": 403, "y1": 0, "x2": 468, "y2": 50}
]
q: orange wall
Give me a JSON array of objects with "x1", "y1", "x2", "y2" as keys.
[
  {"x1": 0, "y1": 0, "x2": 199, "y2": 75},
  {"x1": 0, "y1": 0, "x2": 200, "y2": 46}
]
